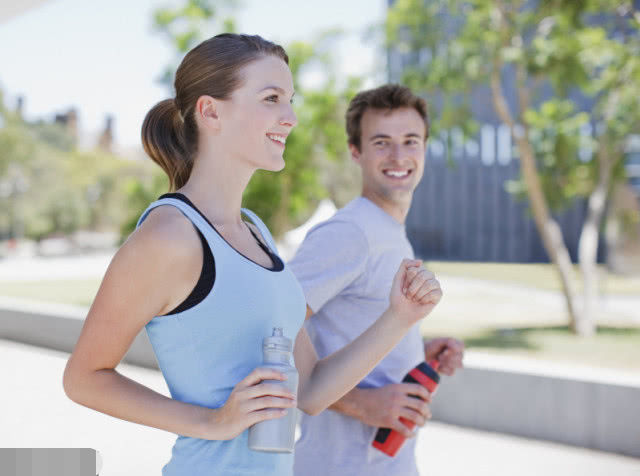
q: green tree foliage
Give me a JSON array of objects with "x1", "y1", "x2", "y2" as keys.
[
  {"x1": 387, "y1": 0, "x2": 640, "y2": 335},
  {"x1": 153, "y1": 0, "x2": 238, "y2": 89},
  {"x1": 119, "y1": 170, "x2": 169, "y2": 243},
  {"x1": 0, "y1": 91, "x2": 151, "y2": 244}
]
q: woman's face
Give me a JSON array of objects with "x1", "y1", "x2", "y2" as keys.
[{"x1": 216, "y1": 55, "x2": 297, "y2": 172}]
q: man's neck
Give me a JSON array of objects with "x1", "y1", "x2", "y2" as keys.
[{"x1": 360, "y1": 190, "x2": 411, "y2": 224}]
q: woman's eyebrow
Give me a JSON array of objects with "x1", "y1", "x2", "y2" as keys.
[{"x1": 258, "y1": 85, "x2": 295, "y2": 98}]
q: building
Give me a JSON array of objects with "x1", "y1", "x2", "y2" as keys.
[{"x1": 387, "y1": 0, "x2": 640, "y2": 264}]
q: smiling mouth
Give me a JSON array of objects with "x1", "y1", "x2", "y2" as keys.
[
  {"x1": 267, "y1": 133, "x2": 286, "y2": 147},
  {"x1": 383, "y1": 169, "x2": 413, "y2": 179}
]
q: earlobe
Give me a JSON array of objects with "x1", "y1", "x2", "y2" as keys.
[
  {"x1": 201, "y1": 99, "x2": 218, "y2": 120},
  {"x1": 196, "y1": 95, "x2": 220, "y2": 130},
  {"x1": 348, "y1": 144, "x2": 361, "y2": 164}
]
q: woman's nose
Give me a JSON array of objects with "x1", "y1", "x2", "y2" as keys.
[{"x1": 280, "y1": 105, "x2": 298, "y2": 128}]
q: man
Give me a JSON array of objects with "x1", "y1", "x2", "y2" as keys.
[{"x1": 289, "y1": 84, "x2": 464, "y2": 476}]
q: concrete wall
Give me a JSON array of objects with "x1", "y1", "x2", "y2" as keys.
[
  {"x1": 2, "y1": 298, "x2": 639, "y2": 458},
  {"x1": 0, "y1": 298, "x2": 158, "y2": 369},
  {"x1": 430, "y1": 360, "x2": 640, "y2": 458}
]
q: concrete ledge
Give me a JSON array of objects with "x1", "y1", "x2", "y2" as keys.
[
  {"x1": 0, "y1": 297, "x2": 157, "y2": 369},
  {"x1": 1, "y1": 298, "x2": 639, "y2": 458},
  {"x1": 431, "y1": 355, "x2": 640, "y2": 458}
]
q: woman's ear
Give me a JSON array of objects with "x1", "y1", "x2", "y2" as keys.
[{"x1": 195, "y1": 95, "x2": 220, "y2": 132}]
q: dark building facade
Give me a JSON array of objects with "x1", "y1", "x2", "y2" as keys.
[{"x1": 387, "y1": 0, "x2": 640, "y2": 263}]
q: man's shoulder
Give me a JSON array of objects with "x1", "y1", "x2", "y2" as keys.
[
  {"x1": 325, "y1": 197, "x2": 395, "y2": 241},
  {"x1": 308, "y1": 199, "x2": 367, "y2": 237},
  {"x1": 320, "y1": 198, "x2": 375, "y2": 232}
]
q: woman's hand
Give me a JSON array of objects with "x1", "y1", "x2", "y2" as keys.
[
  {"x1": 389, "y1": 259, "x2": 442, "y2": 327},
  {"x1": 204, "y1": 368, "x2": 297, "y2": 440}
]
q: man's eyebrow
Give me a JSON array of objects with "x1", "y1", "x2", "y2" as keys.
[
  {"x1": 368, "y1": 132, "x2": 423, "y2": 141},
  {"x1": 259, "y1": 86, "x2": 295, "y2": 98}
]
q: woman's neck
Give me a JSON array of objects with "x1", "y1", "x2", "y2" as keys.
[{"x1": 178, "y1": 148, "x2": 255, "y2": 227}]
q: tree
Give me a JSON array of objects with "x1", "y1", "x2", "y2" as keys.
[
  {"x1": 387, "y1": 0, "x2": 640, "y2": 335},
  {"x1": 0, "y1": 89, "x2": 150, "y2": 245},
  {"x1": 153, "y1": 0, "x2": 238, "y2": 88}
]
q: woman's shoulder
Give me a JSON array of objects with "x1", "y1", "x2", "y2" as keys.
[{"x1": 124, "y1": 204, "x2": 202, "y2": 265}]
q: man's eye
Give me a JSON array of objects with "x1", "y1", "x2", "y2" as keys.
[
  {"x1": 406, "y1": 140, "x2": 419, "y2": 146},
  {"x1": 374, "y1": 141, "x2": 387, "y2": 147}
]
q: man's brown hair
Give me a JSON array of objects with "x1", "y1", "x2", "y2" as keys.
[{"x1": 345, "y1": 84, "x2": 429, "y2": 151}]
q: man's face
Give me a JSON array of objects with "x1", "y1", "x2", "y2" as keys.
[{"x1": 350, "y1": 107, "x2": 427, "y2": 206}]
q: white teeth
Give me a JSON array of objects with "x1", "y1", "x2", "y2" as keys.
[
  {"x1": 384, "y1": 170, "x2": 409, "y2": 177},
  {"x1": 268, "y1": 134, "x2": 286, "y2": 144}
]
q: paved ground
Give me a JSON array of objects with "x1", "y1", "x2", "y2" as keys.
[{"x1": 2, "y1": 339, "x2": 639, "y2": 476}]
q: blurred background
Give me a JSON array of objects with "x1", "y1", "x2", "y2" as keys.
[{"x1": 1, "y1": 1, "x2": 639, "y2": 475}]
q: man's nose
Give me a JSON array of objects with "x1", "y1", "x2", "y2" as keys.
[{"x1": 388, "y1": 142, "x2": 402, "y2": 160}]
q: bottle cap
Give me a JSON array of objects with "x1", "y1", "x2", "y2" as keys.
[{"x1": 263, "y1": 327, "x2": 292, "y2": 352}]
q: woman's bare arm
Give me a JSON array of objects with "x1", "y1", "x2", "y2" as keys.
[
  {"x1": 294, "y1": 260, "x2": 442, "y2": 416},
  {"x1": 63, "y1": 207, "x2": 294, "y2": 440}
]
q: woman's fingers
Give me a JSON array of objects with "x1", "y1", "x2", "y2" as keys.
[
  {"x1": 418, "y1": 288, "x2": 443, "y2": 306},
  {"x1": 244, "y1": 395, "x2": 297, "y2": 413},
  {"x1": 244, "y1": 382, "x2": 296, "y2": 400},
  {"x1": 405, "y1": 268, "x2": 436, "y2": 300},
  {"x1": 237, "y1": 367, "x2": 288, "y2": 389},
  {"x1": 412, "y1": 278, "x2": 440, "y2": 302},
  {"x1": 402, "y1": 261, "x2": 424, "y2": 292},
  {"x1": 247, "y1": 408, "x2": 290, "y2": 427},
  {"x1": 394, "y1": 259, "x2": 422, "y2": 296}
]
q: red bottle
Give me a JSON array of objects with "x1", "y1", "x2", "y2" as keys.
[{"x1": 371, "y1": 360, "x2": 440, "y2": 457}]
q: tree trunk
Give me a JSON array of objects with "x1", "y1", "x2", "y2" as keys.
[
  {"x1": 490, "y1": 66, "x2": 581, "y2": 332},
  {"x1": 577, "y1": 145, "x2": 614, "y2": 336}
]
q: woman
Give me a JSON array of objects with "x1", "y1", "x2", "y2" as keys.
[{"x1": 63, "y1": 33, "x2": 442, "y2": 476}]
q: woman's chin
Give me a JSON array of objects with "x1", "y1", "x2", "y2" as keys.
[{"x1": 262, "y1": 157, "x2": 286, "y2": 172}]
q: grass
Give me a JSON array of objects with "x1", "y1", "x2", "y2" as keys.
[
  {"x1": 1, "y1": 267, "x2": 638, "y2": 371},
  {"x1": 424, "y1": 261, "x2": 640, "y2": 296},
  {"x1": 421, "y1": 325, "x2": 640, "y2": 372},
  {"x1": 0, "y1": 279, "x2": 101, "y2": 307}
]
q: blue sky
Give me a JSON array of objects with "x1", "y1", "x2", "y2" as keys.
[{"x1": 0, "y1": 0, "x2": 386, "y2": 148}]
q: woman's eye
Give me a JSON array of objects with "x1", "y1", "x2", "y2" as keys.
[{"x1": 265, "y1": 95, "x2": 278, "y2": 102}]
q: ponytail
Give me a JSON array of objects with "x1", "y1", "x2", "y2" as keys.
[{"x1": 141, "y1": 99, "x2": 193, "y2": 191}]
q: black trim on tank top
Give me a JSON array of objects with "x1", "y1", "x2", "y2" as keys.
[
  {"x1": 159, "y1": 192, "x2": 283, "y2": 272},
  {"x1": 164, "y1": 227, "x2": 215, "y2": 315},
  {"x1": 157, "y1": 192, "x2": 283, "y2": 316}
]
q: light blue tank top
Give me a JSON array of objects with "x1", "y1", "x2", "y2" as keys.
[{"x1": 136, "y1": 197, "x2": 307, "y2": 476}]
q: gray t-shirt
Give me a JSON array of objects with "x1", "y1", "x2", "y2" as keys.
[{"x1": 289, "y1": 196, "x2": 424, "y2": 476}]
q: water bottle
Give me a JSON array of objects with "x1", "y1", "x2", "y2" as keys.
[
  {"x1": 248, "y1": 327, "x2": 299, "y2": 453},
  {"x1": 372, "y1": 360, "x2": 440, "y2": 457}
]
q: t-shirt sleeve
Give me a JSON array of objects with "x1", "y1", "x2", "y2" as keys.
[{"x1": 287, "y1": 220, "x2": 369, "y2": 313}]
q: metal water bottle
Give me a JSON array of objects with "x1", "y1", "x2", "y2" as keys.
[{"x1": 248, "y1": 327, "x2": 299, "y2": 453}]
